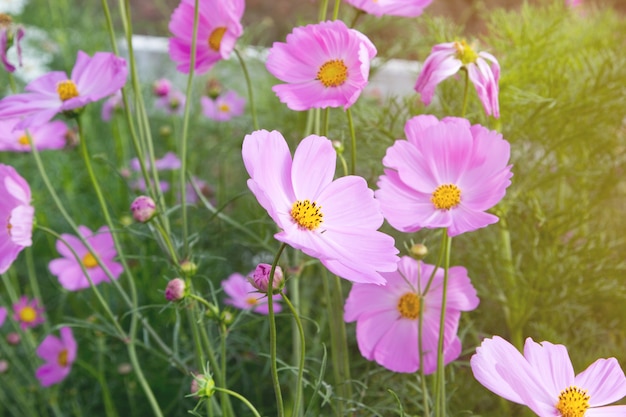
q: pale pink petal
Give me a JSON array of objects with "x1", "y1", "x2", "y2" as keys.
[
  {"x1": 575, "y1": 358, "x2": 626, "y2": 407},
  {"x1": 524, "y1": 339, "x2": 575, "y2": 399},
  {"x1": 291, "y1": 135, "x2": 336, "y2": 199}
]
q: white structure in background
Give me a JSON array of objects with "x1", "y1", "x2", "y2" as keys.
[{"x1": 0, "y1": 0, "x2": 28, "y2": 15}]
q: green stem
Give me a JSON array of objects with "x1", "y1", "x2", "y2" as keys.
[
  {"x1": 319, "y1": 0, "x2": 330, "y2": 21},
  {"x1": 281, "y1": 291, "x2": 306, "y2": 417},
  {"x1": 8, "y1": 72, "x2": 17, "y2": 93},
  {"x1": 460, "y1": 69, "x2": 470, "y2": 118},
  {"x1": 418, "y1": 268, "x2": 430, "y2": 417},
  {"x1": 434, "y1": 232, "x2": 452, "y2": 417},
  {"x1": 498, "y1": 217, "x2": 522, "y2": 349},
  {"x1": 268, "y1": 243, "x2": 288, "y2": 417},
  {"x1": 234, "y1": 48, "x2": 259, "y2": 130},
  {"x1": 346, "y1": 108, "x2": 357, "y2": 175},
  {"x1": 332, "y1": 0, "x2": 341, "y2": 20},
  {"x1": 213, "y1": 388, "x2": 263, "y2": 417}
]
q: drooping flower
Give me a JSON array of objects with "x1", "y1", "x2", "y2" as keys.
[
  {"x1": 0, "y1": 13, "x2": 24, "y2": 73},
  {"x1": 345, "y1": 256, "x2": 478, "y2": 373},
  {"x1": 0, "y1": 163, "x2": 34, "y2": 273},
  {"x1": 12, "y1": 296, "x2": 44, "y2": 329},
  {"x1": 168, "y1": 0, "x2": 244, "y2": 74},
  {"x1": 48, "y1": 225, "x2": 124, "y2": 291},
  {"x1": 471, "y1": 336, "x2": 626, "y2": 416},
  {"x1": 376, "y1": 115, "x2": 512, "y2": 237},
  {"x1": 414, "y1": 40, "x2": 500, "y2": 118},
  {"x1": 221, "y1": 272, "x2": 282, "y2": 315},
  {"x1": 0, "y1": 50, "x2": 127, "y2": 129},
  {"x1": 344, "y1": 0, "x2": 432, "y2": 18},
  {"x1": 35, "y1": 326, "x2": 77, "y2": 387},
  {"x1": 266, "y1": 20, "x2": 377, "y2": 111},
  {"x1": 0, "y1": 117, "x2": 67, "y2": 151},
  {"x1": 130, "y1": 152, "x2": 181, "y2": 172},
  {"x1": 201, "y1": 90, "x2": 245, "y2": 121},
  {"x1": 243, "y1": 130, "x2": 399, "y2": 284}
]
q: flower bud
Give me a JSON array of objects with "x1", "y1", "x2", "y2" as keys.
[
  {"x1": 130, "y1": 195, "x2": 156, "y2": 223},
  {"x1": 191, "y1": 373, "x2": 215, "y2": 399},
  {"x1": 332, "y1": 140, "x2": 344, "y2": 154},
  {"x1": 6, "y1": 332, "x2": 20, "y2": 345},
  {"x1": 0, "y1": 360, "x2": 8, "y2": 373},
  {"x1": 205, "y1": 78, "x2": 222, "y2": 100},
  {"x1": 180, "y1": 260, "x2": 198, "y2": 277},
  {"x1": 409, "y1": 243, "x2": 428, "y2": 260},
  {"x1": 251, "y1": 263, "x2": 284, "y2": 294},
  {"x1": 165, "y1": 278, "x2": 186, "y2": 302},
  {"x1": 152, "y1": 78, "x2": 172, "y2": 97}
]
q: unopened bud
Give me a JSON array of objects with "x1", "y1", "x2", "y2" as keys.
[
  {"x1": 409, "y1": 243, "x2": 428, "y2": 260},
  {"x1": 180, "y1": 260, "x2": 198, "y2": 277},
  {"x1": 191, "y1": 373, "x2": 215, "y2": 399},
  {"x1": 165, "y1": 278, "x2": 186, "y2": 302},
  {"x1": 6, "y1": 332, "x2": 20, "y2": 345},
  {"x1": 251, "y1": 263, "x2": 284, "y2": 294},
  {"x1": 332, "y1": 140, "x2": 344, "y2": 154},
  {"x1": 130, "y1": 195, "x2": 156, "y2": 223},
  {"x1": 152, "y1": 78, "x2": 171, "y2": 97}
]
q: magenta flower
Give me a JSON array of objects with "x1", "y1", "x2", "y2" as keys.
[
  {"x1": 471, "y1": 336, "x2": 626, "y2": 416},
  {"x1": 0, "y1": 50, "x2": 127, "y2": 129},
  {"x1": 266, "y1": 20, "x2": 377, "y2": 111},
  {"x1": 35, "y1": 327, "x2": 77, "y2": 387},
  {"x1": 13, "y1": 296, "x2": 44, "y2": 329},
  {"x1": 130, "y1": 152, "x2": 181, "y2": 172},
  {"x1": 201, "y1": 90, "x2": 245, "y2": 121},
  {"x1": 345, "y1": 256, "x2": 478, "y2": 373},
  {"x1": 152, "y1": 78, "x2": 172, "y2": 97},
  {"x1": 221, "y1": 272, "x2": 282, "y2": 315},
  {"x1": 344, "y1": 0, "x2": 432, "y2": 18},
  {"x1": 168, "y1": 0, "x2": 244, "y2": 74},
  {"x1": 250, "y1": 263, "x2": 284, "y2": 294},
  {"x1": 0, "y1": 118, "x2": 67, "y2": 151},
  {"x1": 0, "y1": 15, "x2": 24, "y2": 73},
  {"x1": 415, "y1": 40, "x2": 500, "y2": 118},
  {"x1": 243, "y1": 130, "x2": 399, "y2": 284},
  {"x1": 376, "y1": 115, "x2": 512, "y2": 237},
  {"x1": 131, "y1": 179, "x2": 170, "y2": 193},
  {"x1": 0, "y1": 163, "x2": 34, "y2": 273},
  {"x1": 155, "y1": 89, "x2": 186, "y2": 115},
  {"x1": 0, "y1": 306, "x2": 7, "y2": 327},
  {"x1": 48, "y1": 225, "x2": 124, "y2": 291}
]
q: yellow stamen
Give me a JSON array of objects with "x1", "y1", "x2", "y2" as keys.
[
  {"x1": 0, "y1": 13, "x2": 12, "y2": 27},
  {"x1": 7, "y1": 216, "x2": 12, "y2": 236},
  {"x1": 245, "y1": 296, "x2": 259, "y2": 306},
  {"x1": 431, "y1": 184, "x2": 461, "y2": 210},
  {"x1": 18, "y1": 134, "x2": 30, "y2": 146},
  {"x1": 316, "y1": 59, "x2": 348, "y2": 88},
  {"x1": 218, "y1": 103, "x2": 230, "y2": 113},
  {"x1": 57, "y1": 349, "x2": 69, "y2": 367},
  {"x1": 397, "y1": 293, "x2": 420, "y2": 319},
  {"x1": 555, "y1": 386, "x2": 590, "y2": 417},
  {"x1": 18, "y1": 306, "x2": 37, "y2": 323},
  {"x1": 291, "y1": 200, "x2": 324, "y2": 230},
  {"x1": 82, "y1": 253, "x2": 98, "y2": 269},
  {"x1": 454, "y1": 40, "x2": 478, "y2": 65},
  {"x1": 56, "y1": 80, "x2": 79, "y2": 102},
  {"x1": 208, "y1": 27, "x2": 227, "y2": 52}
]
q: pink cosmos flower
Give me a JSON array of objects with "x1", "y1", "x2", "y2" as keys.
[
  {"x1": 0, "y1": 15, "x2": 24, "y2": 73},
  {"x1": 243, "y1": 130, "x2": 399, "y2": 285},
  {"x1": 0, "y1": 163, "x2": 34, "y2": 273},
  {"x1": 0, "y1": 118, "x2": 67, "y2": 151},
  {"x1": 266, "y1": 20, "x2": 377, "y2": 111},
  {"x1": 471, "y1": 336, "x2": 626, "y2": 416},
  {"x1": 131, "y1": 179, "x2": 170, "y2": 193},
  {"x1": 0, "y1": 50, "x2": 127, "y2": 129},
  {"x1": 180, "y1": 176, "x2": 214, "y2": 205},
  {"x1": 221, "y1": 272, "x2": 282, "y2": 315},
  {"x1": 130, "y1": 151, "x2": 181, "y2": 172},
  {"x1": 168, "y1": 0, "x2": 244, "y2": 74},
  {"x1": 48, "y1": 225, "x2": 124, "y2": 291},
  {"x1": 0, "y1": 306, "x2": 7, "y2": 327},
  {"x1": 345, "y1": 256, "x2": 478, "y2": 373},
  {"x1": 155, "y1": 89, "x2": 186, "y2": 115},
  {"x1": 344, "y1": 0, "x2": 432, "y2": 18},
  {"x1": 35, "y1": 327, "x2": 77, "y2": 387},
  {"x1": 376, "y1": 115, "x2": 512, "y2": 237},
  {"x1": 201, "y1": 90, "x2": 245, "y2": 121},
  {"x1": 13, "y1": 296, "x2": 45, "y2": 329},
  {"x1": 415, "y1": 40, "x2": 500, "y2": 118}
]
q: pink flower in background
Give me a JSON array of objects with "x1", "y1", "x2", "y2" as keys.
[
  {"x1": 152, "y1": 78, "x2": 172, "y2": 97},
  {"x1": 345, "y1": 256, "x2": 478, "y2": 373},
  {"x1": 221, "y1": 272, "x2": 282, "y2": 315},
  {"x1": 415, "y1": 40, "x2": 500, "y2": 118},
  {"x1": 0, "y1": 51, "x2": 127, "y2": 129},
  {"x1": 13, "y1": 296, "x2": 44, "y2": 329},
  {"x1": 131, "y1": 179, "x2": 170, "y2": 193},
  {"x1": 266, "y1": 20, "x2": 377, "y2": 111},
  {"x1": 201, "y1": 90, "x2": 245, "y2": 121},
  {"x1": 101, "y1": 91, "x2": 124, "y2": 121},
  {"x1": 168, "y1": 0, "x2": 244, "y2": 74},
  {"x1": 48, "y1": 225, "x2": 124, "y2": 291},
  {"x1": 130, "y1": 152, "x2": 181, "y2": 172},
  {"x1": 471, "y1": 336, "x2": 626, "y2": 416},
  {"x1": 0, "y1": 163, "x2": 34, "y2": 273},
  {"x1": 155, "y1": 89, "x2": 186, "y2": 115},
  {"x1": 181, "y1": 176, "x2": 214, "y2": 205},
  {"x1": 565, "y1": 0, "x2": 582, "y2": 7},
  {"x1": 243, "y1": 130, "x2": 399, "y2": 285},
  {"x1": 0, "y1": 306, "x2": 7, "y2": 327},
  {"x1": 36, "y1": 327, "x2": 77, "y2": 387},
  {"x1": 376, "y1": 115, "x2": 512, "y2": 237},
  {"x1": 0, "y1": 16, "x2": 24, "y2": 73},
  {"x1": 0, "y1": 118, "x2": 67, "y2": 151},
  {"x1": 344, "y1": 0, "x2": 432, "y2": 18}
]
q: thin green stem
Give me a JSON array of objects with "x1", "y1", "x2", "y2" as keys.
[
  {"x1": 332, "y1": 0, "x2": 341, "y2": 20},
  {"x1": 346, "y1": 108, "x2": 357, "y2": 175},
  {"x1": 213, "y1": 388, "x2": 263, "y2": 417},
  {"x1": 418, "y1": 268, "x2": 430, "y2": 417},
  {"x1": 234, "y1": 48, "x2": 259, "y2": 130},
  {"x1": 24, "y1": 247, "x2": 50, "y2": 333},
  {"x1": 281, "y1": 291, "x2": 306, "y2": 417},
  {"x1": 8, "y1": 72, "x2": 17, "y2": 93},
  {"x1": 268, "y1": 243, "x2": 288, "y2": 417},
  {"x1": 434, "y1": 232, "x2": 452, "y2": 417},
  {"x1": 319, "y1": 0, "x2": 330, "y2": 21},
  {"x1": 460, "y1": 69, "x2": 470, "y2": 118}
]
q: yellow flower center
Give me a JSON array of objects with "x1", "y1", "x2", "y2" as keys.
[
  {"x1": 218, "y1": 103, "x2": 230, "y2": 113},
  {"x1": 82, "y1": 253, "x2": 98, "y2": 269},
  {"x1": 245, "y1": 296, "x2": 259, "y2": 306},
  {"x1": 18, "y1": 306, "x2": 37, "y2": 323},
  {"x1": 6, "y1": 216, "x2": 12, "y2": 235},
  {"x1": 555, "y1": 386, "x2": 590, "y2": 417},
  {"x1": 454, "y1": 40, "x2": 478, "y2": 65},
  {"x1": 18, "y1": 134, "x2": 30, "y2": 146},
  {"x1": 431, "y1": 184, "x2": 461, "y2": 210},
  {"x1": 57, "y1": 349, "x2": 69, "y2": 367},
  {"x1": 0, "y1": 13, "x2": 12, "y2": 27},
  {"x1": 316, "y1": 59, "x2": 348, "y2": 88},
  {"x1": 291, "y1": 200, "x2": 324, "y2": 230},
  {"x1": 397, "y1": 293, "x2": 420, "y2": 319},
  {"x1": 208, "y1": 27, "x2": 227, "y2": 52},
  {"x1": 57, "y1": 80, "x2": 80, "y2": 102}
]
